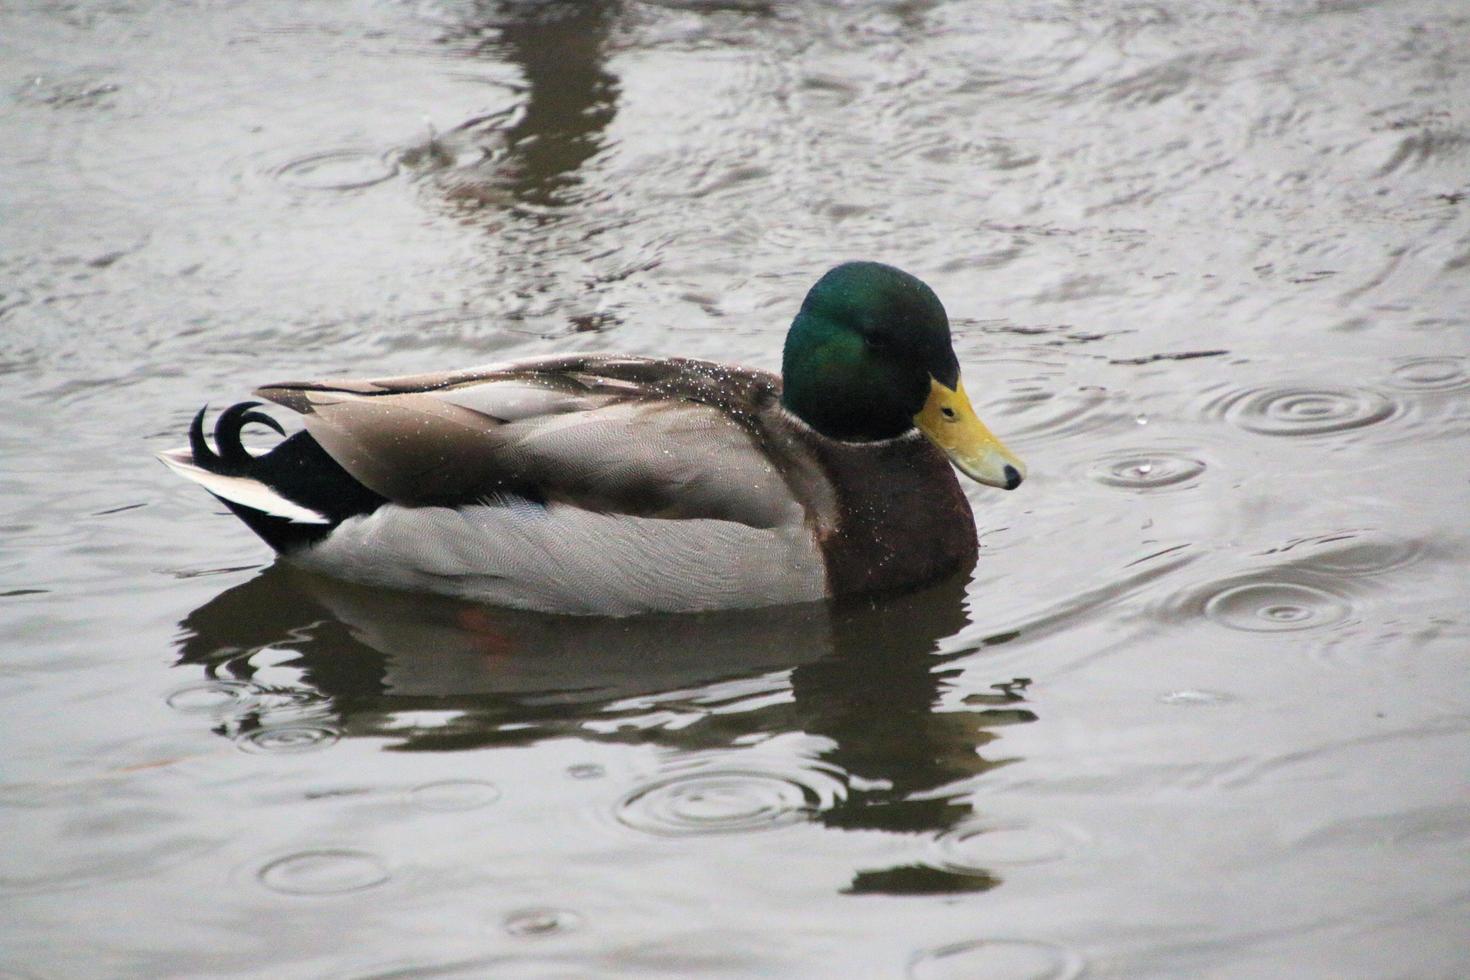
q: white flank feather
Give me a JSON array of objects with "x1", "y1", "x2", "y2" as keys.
[{"x1": 157, "y1": 449, "x2": 330, "y2": 524}]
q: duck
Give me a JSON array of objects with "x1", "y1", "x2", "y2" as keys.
[{"x1": 159, "y1": 261, "x2": 1026, "y2": 615}]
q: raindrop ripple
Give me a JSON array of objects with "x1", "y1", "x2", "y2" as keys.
[
  {"x1": 236, "y1": 724, "x2": 341, "y2": 754},
  {"x1": 932, "y1": 821, "x2": 1084, "y2": 870},
  {"x1": 1285, "y1": 530, "x2": 1426, "y2": 577},
  {"x1": 1388, "y1": 356, "x2": 1469, "y2": 392},
  {"x1": 1089, "y1": 449, "x2": 1206, "y2": 490},
  {"x1": 273, "y1": 150, "x2": 398, "y2": 191},
  {"x1": 166, "y1": 680, "x2": 259, "y2": 713},
  {"x1": 502, "y1": 907, "x2": 583, "y2": 938},
  {"x1": 257, "y1": 849, "x2": 389, "y2": 896},
  {"x1": 1201, "y1": 579, "x2": 1352, "y2": 633},
  {"x1": 408, "y1": 779, "x2": 501, "y2": 812},
  {"x1": 616, "y1": 765, "x2": 845, "y2": 837},
  {"x1": 1209, "y1": 384, "x2": 1397, "y2": 436}
]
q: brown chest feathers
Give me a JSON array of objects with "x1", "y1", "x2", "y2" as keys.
[{"x1": 805, "y1": 432, "x2": 979, "y2": 598}]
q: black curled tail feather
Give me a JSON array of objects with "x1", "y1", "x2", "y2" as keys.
[
  {"x1": 217, "y1": 402, "x2": 285, "y2": 469},
  {"x1": 190, "y1": 401, "x2": 287, "y2": 475},
  {"x1": 186, "y1": 402, "x2": 387, "y2": 552},
  {"x1": 188, "y1": 405, "x2": 215, "y2": 471}
]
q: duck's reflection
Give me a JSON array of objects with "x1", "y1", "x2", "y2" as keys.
[
  {"x1": 177, "y1": 565, "x2": 1036, "y2": 893},
  {"x1": 419, "y1": 1, "x2": 622, "y2": 211}
]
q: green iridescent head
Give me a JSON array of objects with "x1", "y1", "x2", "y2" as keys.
[{"x1": 781, "y1": 262, "x2": 1025, "y2": 490}]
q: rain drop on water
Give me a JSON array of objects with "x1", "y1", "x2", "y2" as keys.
[
  {"x1": 932, "y1": 821, "x2": 1085, "y2": 870},
  {"x1": 1206, "y1": 384, "x2": 1397, "y2": 436},
  {"x1": 273, "y1": 150, "x2": 398, "y2": 191},
  {"x1": 1090, "y1": 450, "x2": 1206, "y2": 490},
  {"x1": 502, "y1": 907, "x2": 582, "y2": 938},
  {"x1": 1387, "y1": 356, "x2": 1469, "y2": 392},
  {"x1": 235, "y1": 724, "x2": 341, "y2": 754},
  {"x1": 257, "y1": 850, "x2": 389, "y2": 896},
  {"x1": 615, "y1": 765, "x2": 844, "y2": 837},
  {"x1": 408, "y1": 780, "x2": 501, "y2": 812},
  {"x1": 567, "y1": 763, "x2": 606, "y2": 780},
  {"x1": 1201, "y1": 580, "x2": 1351, "y2": 632},
  {"x1": 166, "y1": 680, "x2": 259, "y2": 713}
]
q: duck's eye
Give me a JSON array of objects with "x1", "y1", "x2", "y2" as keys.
[
  {"x1": 941, "y1": 406, "x2": 958, "y2": 421},
  {"x1": 865, "y1": 335, "x2": 892, "y2": 352}
]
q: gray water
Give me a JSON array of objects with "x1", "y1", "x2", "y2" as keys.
[{"x1": 3, "y1": 0, "x2": 1469, "y2": 976}]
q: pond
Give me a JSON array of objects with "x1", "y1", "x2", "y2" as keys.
[{"x1": 2, "y1": 0, "x2": 1468, "y2": 976}]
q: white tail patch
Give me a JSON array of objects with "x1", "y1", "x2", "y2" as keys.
[{"x1": 157, "y1": 449, "x2": 330, "y2": 524}]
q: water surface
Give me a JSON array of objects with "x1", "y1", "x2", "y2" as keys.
[{"x1": 3, "y1": 0, "x2": 1468, "y2": 976}]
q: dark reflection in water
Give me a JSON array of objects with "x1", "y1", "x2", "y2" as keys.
[
  {"x1": 423, "y1": 1, "x2": 622, "y2": 211},
  {"x1": 176, "y1": 566, "x2": 1033, "y2": 893}
]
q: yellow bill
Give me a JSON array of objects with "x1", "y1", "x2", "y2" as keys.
[{"x1": 914, "y1": 377, "x2": 1026, "y2": 490}]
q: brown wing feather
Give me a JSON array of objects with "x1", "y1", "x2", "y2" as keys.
[
  {"x1": 254, "y1": 356, "x2": 803, "y2": 527},
  {"x1": 260, "y1": 390, "x2": 511, "y2": 505}
]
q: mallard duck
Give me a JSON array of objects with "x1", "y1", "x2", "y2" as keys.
[{"x1": 160, "y1": 262, "x2": 1025, "y2": 615}]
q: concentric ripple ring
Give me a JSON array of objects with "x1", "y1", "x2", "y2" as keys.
[
  {"x1": 273, "y1": 150, "x2": 398, "y2": 191},
  {"x1": 235, "y1": 724, "x2": 341, "y2": 754},
  {"x1": 1388, "y1": 356, "x2": 1469, "y2": 392},
  {"x1": 616, "y1": 768, "x2": 839, "y2": 837},
  {"x1": 1217, "y1": 385, "x2": 1396, "y2": 436},
  {"x1": 257, "y1": 849, "x2": 389, "y2": 896},
  {"x1": 933, "y1": 821, "x2": 1084, "y2": 870},
  {"x1": 1203, "y1": 580, "x2": 1351, "y2": 632},
  {"x1": 1089, "y1": 449, "x2": 1206, "y2": 490},
  {"x1": 166, "y1": 680, "x2": 259, "y2": 713}
]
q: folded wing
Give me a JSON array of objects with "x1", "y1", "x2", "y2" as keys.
[{"x1": 254, "y1": 356, "x2": 804, "y2": 529}]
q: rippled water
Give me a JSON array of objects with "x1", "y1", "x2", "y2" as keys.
[{"x1": 3, "y1": 0, "x2": 1468, "y2": 976}]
